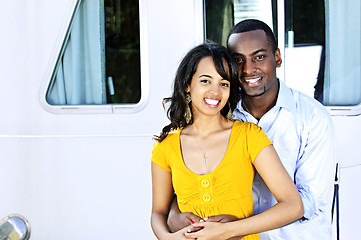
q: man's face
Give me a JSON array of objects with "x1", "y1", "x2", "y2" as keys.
[{"x1": 228, "y1": 30, "x2": 281, "y2": 98}]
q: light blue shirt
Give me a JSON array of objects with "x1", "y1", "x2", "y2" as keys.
[{"x1": 233, "y1": 80, "x2": 336, "y2": 240}]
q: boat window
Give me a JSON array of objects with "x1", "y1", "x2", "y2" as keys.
[
  {"x1": 284, "y1": 0, "x2": 361, "y2": 108},
  {"x1": 204, "y1": 0, "x2": 277, "y2": 47},
  {"x1": 204, "y1": 0, "x2": 361, "y2": 114},
  {"x1": 323, "y1": 0, "x2": 361, "y2": 107},
  {"x1": 45, "y1": 0, "x2": 142, "y2": 109}
]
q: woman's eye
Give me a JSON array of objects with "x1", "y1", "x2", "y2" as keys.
[
  {"x1": 200, "y1": 79, "x2": 210, "y2": 83},
  {"x1": 221, "y1": 82, "x2": 229, "y2": 87}
]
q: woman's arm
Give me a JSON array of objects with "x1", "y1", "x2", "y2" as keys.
[
  {"x1": 185, "y1": 145, "x2": 304, "y2": 239},
  {"x1": 151, "y1": 162, "x2": 194, "y2": 240},
  {"x1": 151, "y1": 162, "x2": 175, "y2": 239},
  {"x1": 235, "y1": 145, "x2": 304, "y2": 233}
]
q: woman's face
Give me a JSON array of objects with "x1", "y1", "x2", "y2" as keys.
[{"x1": 186, "y1": 56, "x2": 230, "y2": 119}]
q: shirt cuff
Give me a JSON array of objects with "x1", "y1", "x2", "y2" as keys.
[{"x1": 297, "y1": 185, "x2": 316, "y2": 222}]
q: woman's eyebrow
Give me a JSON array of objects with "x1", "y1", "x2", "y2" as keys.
[{"x1": 198, "y1": 74, "x2": 212, "y2": 78}]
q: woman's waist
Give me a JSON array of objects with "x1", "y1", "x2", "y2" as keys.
[{"x1": 178, "y1": 196, "x2": 254, "y2": 219}]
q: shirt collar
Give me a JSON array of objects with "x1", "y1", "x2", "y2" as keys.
[
  {"x1": 236, "y1": 79, "x2": 297, "y2": 115},
  {"x1": 276, "y1": 79, "x2": 297, "y2": 113}
]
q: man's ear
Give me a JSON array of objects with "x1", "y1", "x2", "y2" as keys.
[{"x1": 275, "y1": 48, "x2": 282, "y2": 68}]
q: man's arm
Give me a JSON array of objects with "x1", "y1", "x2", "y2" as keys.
[
  {"x1": 168, "y1": 195, "x2": 240, "y2": 234},
  {"x1": 295, "y1": 109, "x2": 336, "y2": 221},
  {"x1": 204, "y1": 215, "x2": 239, "y2": 223},
  {"x1": 167, "y1": 195, "x2": 202, "y2": 232}
]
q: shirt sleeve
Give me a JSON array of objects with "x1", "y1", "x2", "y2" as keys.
[
  {"x1": 151, "y1": 141, "x2": 171, "y2": 172},
  {"x1": 296, "y1": 109, "x2": 336, "y2": 222},
  {"x1": 246, "y1": 123, "x2": 273, "y2": 163}
]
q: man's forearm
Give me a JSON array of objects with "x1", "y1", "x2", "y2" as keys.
[{"x1": 167, "y1": 196, "x2": 183, "y2": 232}]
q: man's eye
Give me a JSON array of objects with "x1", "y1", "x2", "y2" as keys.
[
  {"x1": 234, "y1": 58, "x2": 243, "y2": 64},
  {"x1": 254, "y1": 55, "x2": 265, "y2": 61}
]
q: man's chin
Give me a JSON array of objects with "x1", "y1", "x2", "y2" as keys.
[{"x1": 243, "y1": 90, "x2": 266, "y2": 98}]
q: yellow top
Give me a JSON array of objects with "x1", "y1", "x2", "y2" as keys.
[{"x1": 152, "y1": 121, "x2": 272, "y2": 240}]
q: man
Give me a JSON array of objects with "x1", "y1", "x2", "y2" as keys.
[{"x1": 169, "y1": 19, "x2": 336, "y2": 240}]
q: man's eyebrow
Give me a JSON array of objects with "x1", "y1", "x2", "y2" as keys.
[
  {"x1": 231, "y1": 52, "x2": 243, "y2": 57},
  {"x1": 251, "y1": 48, "x2": 268, "y2": 56},
  {"x1": 231, "y1": 48, "x2": 268, "y2": 57}
]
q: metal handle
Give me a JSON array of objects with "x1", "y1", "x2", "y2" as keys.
[{"x1": 0, "y1": 214, "x2": 31, "y2": 240}]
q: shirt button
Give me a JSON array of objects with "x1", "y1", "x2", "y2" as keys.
[
  {"x1": 202, "y1": 193, "x2": 211, "y2": 202},
  {"x1": 201, "y1": 179, "x2": 210, "y2": 188}
]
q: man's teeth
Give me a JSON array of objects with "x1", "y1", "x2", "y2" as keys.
[
  {"x1": 245, "y1": 77, "x2": 261, "y2": 83},
  {"x1": 205, "y1": 98, "x2": 219, "y2": 105}
]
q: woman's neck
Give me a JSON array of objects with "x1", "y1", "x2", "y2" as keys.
[{"x1": 187, "y1": 115, "x2": 232, "y2": 137}]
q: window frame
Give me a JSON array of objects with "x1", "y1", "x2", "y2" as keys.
[
  {"x1": 278, "y1": 0, "x2": 361, "y2": 116},
  {"x1": 203, "y1": 0, "x2": 361, "y2": 116},
  {"x1": 40, "y1": 0, "x2": 149, "y2": 114}
]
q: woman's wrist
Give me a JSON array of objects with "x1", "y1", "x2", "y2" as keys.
[
  {"x1": 159, "y1": 231, "x2": 176, "y2": 240},
  {"x1": 224, "y1": 220, "x2": 244, "y2": 239}
]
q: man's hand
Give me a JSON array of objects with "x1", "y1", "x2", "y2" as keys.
[
  {"x1": 204, "y1": 214, "x2": 239, "y2": 223},
  {"x1": 167, "y1": 196, "x2": 202, "y2": 232}
]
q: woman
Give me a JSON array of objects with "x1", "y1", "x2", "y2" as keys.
[{"x1": 151, "y1": 42, "x2": 303, "y2": 240}]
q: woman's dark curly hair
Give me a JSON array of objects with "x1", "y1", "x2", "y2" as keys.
[{"x1": 155, "y1": 41, "x2": 240, "y2": 142}]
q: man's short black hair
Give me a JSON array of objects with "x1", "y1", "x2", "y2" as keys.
[{"x1": 227, "y1": 19, "x2": 277, "y2": 53}]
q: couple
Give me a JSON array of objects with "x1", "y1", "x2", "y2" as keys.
[{"x1": 151, "y1": 19, "x2": 335, "y2": 240}]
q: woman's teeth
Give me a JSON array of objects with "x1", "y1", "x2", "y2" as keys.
[{"x1": 205, "y1": 98, "x2": 219, "y2": 105}]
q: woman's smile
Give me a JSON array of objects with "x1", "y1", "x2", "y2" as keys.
[
  {"x1": 186, "y1": 56, "x2": 230, "y2": 118},
  {"x1": 204, "y1": 97, "x2": 220, "y2": 107}
]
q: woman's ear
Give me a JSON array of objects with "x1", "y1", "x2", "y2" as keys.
[{"x1": 185, "y1": 85, "x2": 190, "y2": 93}]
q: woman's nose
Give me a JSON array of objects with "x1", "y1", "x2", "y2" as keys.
[{"x1": 209, "y1": 84, "x2": 221, "y2": 95}]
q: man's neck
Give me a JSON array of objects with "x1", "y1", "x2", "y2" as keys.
[{"x1": 242, "y1": 80, "x2": 279, "y2": 121}]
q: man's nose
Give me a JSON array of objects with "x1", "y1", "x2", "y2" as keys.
[{"x1": 242, "y1": 60, "x2": 256, "y2": 75}]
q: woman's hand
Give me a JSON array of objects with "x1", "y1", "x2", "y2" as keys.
[
  {"x1": 184, "y1": 221, "x2": 243, "y2": 240},
  {"x1": 167, "y1": 225, "x2": 198, "y2": 240}
]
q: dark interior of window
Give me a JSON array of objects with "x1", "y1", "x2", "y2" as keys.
[
  {"x1": 105, "y1": 0, "x2": 141, "y2": 104},
  {"x1": 286, "y1": 0, "x2": 325, "y2": 103}
]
